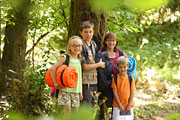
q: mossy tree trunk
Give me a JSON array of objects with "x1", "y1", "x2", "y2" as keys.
[
  {"x1": 68, "y1": 0, "x2": 107, "y2": 48},
  {"x1": 0, "y1": 0, "x2": 31, "y2": 97}
]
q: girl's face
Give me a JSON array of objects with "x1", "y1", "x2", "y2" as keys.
[
  {"x1": 105, "y1": 37, "x2": 117, "y2": 49},
  {"x1": 69, "y1": 44, "x2": 82, "y2": 55}
]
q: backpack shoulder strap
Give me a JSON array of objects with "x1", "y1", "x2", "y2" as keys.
[
  {"x1": 55, "y1": 54, "x2": 69, "y2": 98},
  {"x1": 114, "y1": 76, "x2": 118, "y2": 86},
  {"x1": 128, "y1": 74, "x2": 132, "y2": 88},
  {"x1": 91, "y1": 40, "x2": 97, "y2": 49},
  {"x1": 119, "y1": 50, "x2": 124, "y2": 57},
  {"x1": 114, "y1": 75, "x2": 132, "y2": 87},
  {"x1": 64, "y1": 54, "x2": 70, "y2": 66},
  {"x1": 82, "y1": 40, "x2": 97, "y2": 59},
  {"x1": 91, "y1": 40, "x2": 97, "y2": 56}
]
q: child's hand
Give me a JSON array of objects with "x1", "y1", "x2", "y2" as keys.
[
  {"x1": 79, "y1": 93, "x2": 83, "y2": 101},
  {"x1": 120, "y1": 106, "x2": 125, "y2": 112},
  {"x1": 98, "y1": 58, "x2": 105, "y2": 68},
  {"x1": 54, "y1": 84, "x2": 61, "y2": 89},
  {"x1": 125, "y1": 106, "x2": 131, "y2": 112}
]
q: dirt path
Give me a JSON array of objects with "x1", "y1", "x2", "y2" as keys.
[
  {"x1": 135, "y1": 93, "x2": 180, "y2": 120},
  {"x1": 152, "y1": 102, "x2": 180, "y2": 120}
]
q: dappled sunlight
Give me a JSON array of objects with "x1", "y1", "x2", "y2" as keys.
[
  {"x1": 142, "y1": 67, "x2": 157, "y2": 82},
  {"x1": 139, "y1": 38, "x2": 149, "y2": 50},
  {"x1": 135, "y1": 89, "x2": 153, "y2": 106},
  {"x1": 1, "y1": 0, "x2": 180, "y2": 119},
  {"x1": 135, "y1": 66, "x2": 180, "y2": 119},
  {"x1": 140, "y1": 8, "x2": 180, "y2": 26},
  {"x1": 173, "y1": 70, "x2": 180, "y2": 79}
]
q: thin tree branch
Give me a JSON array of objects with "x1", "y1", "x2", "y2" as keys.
[
  {"x1": 25, "y1": 28, "x2": 54, "y2": 56},
  {"x1": 60, "y1": 0, "x2": 68, "y2": 28},
  {"x1": 62, "y1": 9, "x2": 68, "y2": 28}
]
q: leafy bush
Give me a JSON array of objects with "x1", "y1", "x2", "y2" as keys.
[{"x1": 1, "y1": 64, "x2": 54, "y2": 119}]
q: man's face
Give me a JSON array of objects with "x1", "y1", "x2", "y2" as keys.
[{"x1": 80, "y1": 27, "x2": 94, "y2": 42}]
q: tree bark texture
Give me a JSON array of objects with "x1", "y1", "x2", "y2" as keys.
[
  {"x1": 0, "y1": 0, "x2": 31, "y2": 97},
  {"x1": 68, "y1": 0, "x2": 107, "y2": 49},
  {"x1": 0, "y1": 2, "x2": 1, "y2": 66}
]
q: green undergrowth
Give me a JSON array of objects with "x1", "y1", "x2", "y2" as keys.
[
  {"x1": 165, "y1": 113, "x2": 180, "y2": 120},
  {"x1": 134, "y1": 102, "x2": 179, "y2": 120}
]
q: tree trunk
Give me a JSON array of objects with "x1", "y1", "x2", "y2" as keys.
[
  {"x1": 0, "y1": 0, "x2": 31, "y2": 97},
  {"x1": 68, "y1": 0, "x2": 107, "y2": 49},
  {"x1": 0, "y1": 1, "x2": 1, "y2": 66}
]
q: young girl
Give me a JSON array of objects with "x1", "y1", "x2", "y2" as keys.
[
  {"x1": 99, "y1": 32, "x2": 126, "y2": 119},
  {"x1": 101, "y1": 32, "x2": 126, "y2": 76},
  {"x1": 50, "y1": 36, "x2": 83, "y2": 113}
]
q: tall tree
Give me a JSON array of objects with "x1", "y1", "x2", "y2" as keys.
[
  {"x1": 68, "y1": 0, "x2": 107, "y2": 48},
  {"x1": 0, "y1": 1, "x2": 1, "y2": 66},
  {"x1": 0, "y1": 0, "x2": 31, "y2": 97}
]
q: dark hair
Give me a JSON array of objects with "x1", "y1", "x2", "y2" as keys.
[
  {"x1": 80, "y1": 21, "x2": 94, "y2": 31},
  {"x1": 101, "y1": 32, "x2": 119, "y2": 52}
]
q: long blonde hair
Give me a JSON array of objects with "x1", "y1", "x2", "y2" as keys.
[{"x1": 66, "y1": 36, "x2": 83, "y2": 61}]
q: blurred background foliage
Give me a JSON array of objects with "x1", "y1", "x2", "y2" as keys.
[{"x1": 0, "y1": 0, "x2": 180, "y2": 119}]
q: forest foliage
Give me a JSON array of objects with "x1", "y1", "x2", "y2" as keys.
[{"x1": 0, "y1": 0, "x2": 180, "y2": 119}]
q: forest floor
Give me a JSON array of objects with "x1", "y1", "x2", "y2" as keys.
[
  {"x1": 152, "y1": 103, "x2": 180, "y2": 120},
  {"x1": 1, "y1": 76, "x2": 180, "y2": 120},
  {"x1": 135, "y1": 96, "x2": 180, "y2": 120},
  {"x1": 134, "y1": 80, "x2": 180, "y2": 120}
]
